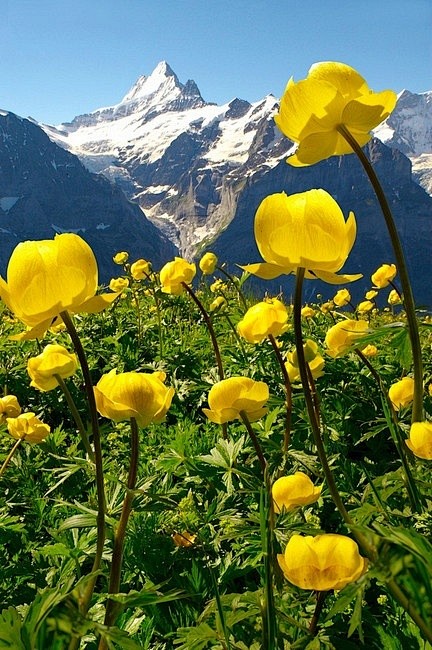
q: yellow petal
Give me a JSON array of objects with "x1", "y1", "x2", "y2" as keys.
[{"x1": 238, "y1": 263, "x2": 289, "y2": 280}]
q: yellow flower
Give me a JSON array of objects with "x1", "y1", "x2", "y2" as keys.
[
  {"x1": 285, "y1": 355, "x2": 325, "y2": 384},
  {"x1": 0, "y1": 234, "x2": 118, "y2": 339},
  {"x1": 357, "y1": 299, "x2": 374, "y2": 314},
  {"x1": 388, "y1": 377, "x2": 415, "y2": 410},
  {"x1": 240, "y1": 190, "x2": 361, "y2": 285},
  {"x1": 203, "y1": 377, "x2": 269, "y2": 424},
  {"x1": 274, "y1": 61, "x2": 397, "y2": 167},
  {"x1": 94, "y1": 370, "x2": 174, "y2": 427},
  {"x1": 109, "y1": 277, "x2": 129, "y2": 293},
  {"x1": 113, "y1": 251, "x2": 129, "y2": 265},
  {"x1": 272, "y1": 472, "x2": 321, "y2": 513},
  {"x1": 27, "y1": 344, "x2": 78, "y2": 392},
  {"x1": 365, "y1": 290, "x2": 378, "y2": 300},
  {"x1": 301, "y1": 306, "x2": 316, "y2": 318},
  {"x1": 361, "y1": 344, "x2": 378, "y2": 357},
  {"x1": 130, "y1": 259, "x2": 151, "y2": 280},
  {"x1": 406, "y1": 422, "x2": 432, "y2": 460},
  {"x1": 172, "y1": 531, "x2": 197, "y2": 547},
  {"x1": 333, "y1": 288, "x2": 351, "y2": 307},
  {"x1": 7, "y1": 412, "x2": 50, "y2": 444},
  {"x1": 388, "y1": 289, "x2": 402, "y2": 305},
  {"x1": 237, "y1": 299, "x2": 289, "y2": 343},
  {"x1": 210, "y1": 296, "x2": 227, "y2": 312},
  {"x1": 210, "y1": 279, "x2": 225, "y2": 293},
  {"x1": 277, "y1": 533, "x2": 367, "y2": 591},
  {"x1": 371, "y1": 263, "x2": 397, "y2": 288},
  {"x1": 199, "y1": 252, "x2": 218, "y2": 275},
  {"x1": 159, "y1": 257, "x2": 196, "y2": 295},
  {"x1": 0, "y1": 395, "x2": 21, "y2": 420},
  {"x1": 325, "y1": 319, "x2": 369, "y2": 357},
  {"x1": 320, "y1": 301, "x2": 334, "y2": 314}
]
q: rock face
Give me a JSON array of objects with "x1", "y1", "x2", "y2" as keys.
[{"x1": 0, "y1": 111, "x2": 176, "y2": 281}]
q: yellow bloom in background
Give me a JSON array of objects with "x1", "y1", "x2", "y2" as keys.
[
  {"x1": 209, "y1": 296, "x2": 227, "y2": 312},
  {"x1": 285, "y1": 339, "x2": 325, "y2": 383},
  {"x1": 0, "y1": 395, "x2": 21, "y2": 420},
  {"x1": 130, "y1": 259, "x2": 151, "y2": 280},
  {"x1": 7, "y1": 412, "x2": 50, "y2": 444},
  {"x1": 210, "y1": 278, "x2": 225, "y2": 293},
  {"x1": 160, "y1": 257, "x2": 196, "y2": 295},
  {"x1": 272, "y1": 472, "x2": 322, "y2": 513},
  {"x1": 277, "y1": 533, "x2": 367, "y2": 591},
  {"x1": 172, "y1": 531, "x2": 197, "y2": 547},
  {"x1": 274, "y1": 61, "x2": 396, "y2": 167},
  {"x1": 301, "y1": 306, "x2": 316, "y2": 318},
  {"x1": 371, "y1": 263, "x2": 397, "y2": 288},
  {"x1": 325, "y1": 319, "x2": 369, "y2": 357},
  {"x1": 109, "y1": 277, "x2": 129, "y2": 293},
  {"x1": 241, "y1": 190, "x2": 361, "y2": 285},
  {"x1": 361, "y1": 344, "x2": 378, "y2": 357},
  {"x1": 388, "y1": 289, "x2": 402, "y2": 305},
  {"x1": 388, "y1": 377, "x2": 415, "y2": 410},
  {"x1": 237, "y1": 299, "x2": 289, "y2": 343},
  {"x1": 365, "y1": 290, "x2": 378, "y2": 300},
  {"x1": 203, "y1": 376, "x2": 269, "y2": 424},
  {"x1": 113, "y1": 251, "x2": 129, "y2": 265},
  {"x1": 333, "y1": 288, "x2": 351, "y2": 307},
  {"x1": 0, "y1": 234, "x2": 118, "y2": 339},
  {"x1": 94, "y1": 370, "x2": 174, "y2": 427},
  {"x1": 320, "y1": 301, "x2": 334, "y2": 314},
  {"x1": 406, "y1": 422, "x2": 432, "y2": 460},
  {"x1": 357, "y1": 300, "x2": 374, "y2": 314},
  {"x1": 27, "y1": 344, "x2": 78, "y2": 392},
  {"x1": 199, "y1": 252, "x2": 218, "y2": 275}
]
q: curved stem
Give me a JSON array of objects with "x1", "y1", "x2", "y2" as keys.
[
  {"x1": 0, "y1": 437, "x2": 23, "y2": 478},
  {"x1": 54, "y1": 374, "x2": 95, "y2": 461},
  {"x1": 182, "y1": 282, "x2": 224, "y2": 381},
  {"x1": 61, "y1": 311, "x2": 106, "y2": 635},
  {"x1": 102, "y1": 417, "x2": 140, "y2": 637},
  {"x1": 268, "y1": 334, "x2": 293, "y2": 455},
  {"x1": 337, "y1": 125, "x2": 423, "y2": 423},
  {"x1": 239, "y1": 410, "x2": 267, "y2": 475}
]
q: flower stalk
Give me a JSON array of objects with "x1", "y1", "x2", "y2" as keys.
[
  {"x1": 337, "y1": 124, "x2": 423, "y2": 424},
  {"x1": 0, "y1": 437, "x2": 23, "y2": 478},
  {"x1": 268, "y1": 333, "x2": 293, "y2": 454},
  {"x1": 54, "y1": 373, "x2": 95, "y2": 461}
]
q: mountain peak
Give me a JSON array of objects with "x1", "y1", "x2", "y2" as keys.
[{"x1": 121, "y1": 61, "x2": 179, "y2": 103}]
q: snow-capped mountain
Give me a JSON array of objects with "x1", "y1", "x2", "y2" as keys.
[
  {"x1": 374, "y1": 89, "x2": 432, "y2": 194},
  {"x1": 41, "y1": 61, "x2": 289, "y2": 255}
]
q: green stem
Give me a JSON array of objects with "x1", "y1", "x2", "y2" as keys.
[
  {"x1": 0, "y1": 437, "x2": 23, "y2": 478},
  {"x1": 261, "y1": 473, "x2": 278, "y2": 650},
  {"x1": 182, "y1": 282, "x2": 224, "y2": 380},
  {"x1": 239, "y1": 410, "x2": 267, "y2": 475},
  {"x1": 337, "y1": 125, "x2": 423, "y2": 423},
  {"x1": 61, "y1": 311, "x2": 106, "y2": 646},
  {"x1": 268, "y1": 334, "x2": 293, "y2": 455},
  {"x1": 54, "y1": 374, "x2": 95, "y2": 461},
  {"x1": 101, "y1": 417, "x2": 140, "y2": 638},
  {"x1": 293, "y1": 268, "x2": 354, "y2": 530}
]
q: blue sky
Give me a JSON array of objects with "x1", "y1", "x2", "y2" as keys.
[{"x1": 2, "y1": 0, "x2": 431, "y2": 124}]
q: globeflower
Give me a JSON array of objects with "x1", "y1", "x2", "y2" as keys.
[
  {"x1": 240, "y1": 190, "x2": 361, "y2": 284},
  {"x1": 209, "y1": 296, "x2": 227, "y2": 312},
  {"x1": 113, "y1": 251, "x2": 129, "y2": 265},
  {"x1": 159, "y1": 257, "x2": 196, "y2": 295},
  {"x1": 0, "y1": 395, "x2": 21, "y2": 420},
  {"x1": 388, "y1": 289, "x2": 402, "y2": 305},
  {"x1": 27, "y1": 344, "x2": 78, "y2": 392},
  {"x1": 285, "y1": 339, "x2": 325, "y2": 383},
  {"x1": 365, "y1": 290, "x2": 378, "y2": 300},
  {"x1": 388, "y1": 377, "x2": 415, "y2": 410},
  {"x1": 109, "y1": 277, "x2": 129, "y2": 293},
  {"x1": 371, "y1": 263, "x2": 397, "y2": 289},
  {"x1": 301, "y1": 306, "x2": 315, "y2": 318},
  {"x1": 237, "y1": 299, "x2": 289, "y2": 343},
  {"x1": 199, "y1": 252, "x2": 218, "y2": 275},
  {"x1": 94, "y1": 370, "x2": 174, "y2": 427},
  {"x1": 7, "y1": 412, "x2": 50, "y2": 444},
  {"x1": 405, "y1": 422, "x2": 432, "y2": 460},
  {"x1": 357, "y1": 300, "x2": 374, "y2": 314},
  {"x1": 0, "y1": 234, "x2": 118, "y2": 339},
  {"x1": 203, "y1": 377, "x2": 269, "y2": 424},
  {"x1": 277, "y1": 533, "x2": 367, "y2": 591},
  {"x1": 272, "y1": 472, "x2": 322, "y2": 513},
  {"x1": 325, "y1": 319, "x2": 369, "y2": 357},
  {"x1": 333, "y1": 288, "x2": 351, "y2": 307},
  {"x1": 130, "y1": 259, "x2": 151, "y2": 280},
  {"x1": 274, "y1": 61, "x2": 397, "y2": 167}
]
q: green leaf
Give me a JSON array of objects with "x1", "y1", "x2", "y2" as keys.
[{"x1": 0, "y1": 608, "x2": 25, "y2": 649}]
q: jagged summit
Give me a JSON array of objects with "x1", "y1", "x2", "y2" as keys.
[{"x1": 121, "y1": 61, "x2": 180, "y2": 103}]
